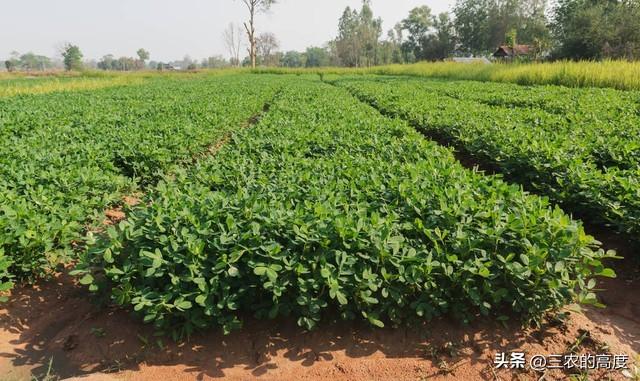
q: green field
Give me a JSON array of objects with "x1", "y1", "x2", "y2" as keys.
[
  {"x1": 336, "y1": 76, "x2": 640, "y2": 236},
  {"x1": 0, "y1": 72, "x2": 626, "y2": 336}
]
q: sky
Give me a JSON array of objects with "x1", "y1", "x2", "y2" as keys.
[{"x1": 1, "y1": 0, "x2": 455, "y2": 62}]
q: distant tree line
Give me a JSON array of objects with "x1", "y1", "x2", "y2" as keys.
[
  {"x1": 4, "y1": 0, "x2": 640, "y2": 72},
  {"x1": 4, "y1": 51, "x2": 55, "y2": 72},
  {"x1": 322, "y1": 0, "x2": 640, "y2": 66},
  {"x1": 225, "y1": 0, "x2": 640, "y2": 68},
  {"x1": 97, "y1": 49, "x2": 150, "y2": 71},
  {"x1": 552, "y1": 0, "x2": 640, "y2": 60}
]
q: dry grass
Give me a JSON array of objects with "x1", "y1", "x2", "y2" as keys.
[
  {"x1": 255, "y1": 60, "x2": 640, "y2": 91},
  {"x1": 0, "y1": 76, "x2": 145, "y2": 97},
  {"x1": 0, "y1": 69, "x2": 251, "y2": 97}
]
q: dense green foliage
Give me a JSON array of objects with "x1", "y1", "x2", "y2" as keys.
[
  {"x1": 3, "y1": 52, "x2": 53, "y2": 73},
  {"x1": 62, "y1": 44, "x2": 84, "y2": 71},
  {"x1": 76, "y1": 77, "x2": 612, "y2": 338},
  {"x1": 552, "y1": 0, "x2": 640, "y2": 60},
  {"x1": 0, "y1": 74, "x2": 278, "y2": 285},
  {"x1": 453, "y1": 0, "x2": 549, "y2": 56},
  {"x1": 336, "y1": 76, "x2": 640, "y2": 236},
  {"x1": 336, "y1": 1, "x2": 383, "y2": 67}
]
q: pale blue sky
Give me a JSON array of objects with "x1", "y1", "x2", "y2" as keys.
[{"x1": 2, "y1": 0, "x2": 455, "y2": 62}]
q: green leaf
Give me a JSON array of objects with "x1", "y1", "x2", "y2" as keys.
[
  {"x1": 195, "y1": 294, "x2": 207, "y2": 306},
  {"x1": 175, "y1": 300, "x2": 193, "y2": 310},
  {"x1": 79, "y1": 274, "x2": 94, "y2": 285},
  {"x1": 367, "y1": 315, "x2": 385, "y2": 328},
  {"x1": 597, "y1": 268, "x2": 616, "y2": 278},
  {"x1": 103, "y1": 249, "x2": 114, "y2": 264}
]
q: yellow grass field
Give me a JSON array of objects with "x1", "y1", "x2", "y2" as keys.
[{"x1": 255, "y1": 60, "x2": 640, "y2": 91}]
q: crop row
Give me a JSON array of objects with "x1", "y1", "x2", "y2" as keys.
[
  {"x1": 336, "y1": 76, "x2": 640, "y2": 237},
  {"x1": 76, "y1": 77, "x2": 612, "y2": 338},
  {"x1": 360, "y1": 76, "x2": 640, "y2": 119},
  {"x1": 0, "y1": 74, "x2": 280, "y2": 289},
  {"x1": 403, "y1": 78, "x2": 640, "y2": 171}
]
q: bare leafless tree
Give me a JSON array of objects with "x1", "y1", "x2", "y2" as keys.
[
  {"x1": 238, "y1": 0, "x2": 277, "y2": 68},
  {"x1": 223, "y1": 23, "x2": 243, "y2": 67},
  {"x1": 256, "y1": 32, "x2": 280, "y2": 66}
]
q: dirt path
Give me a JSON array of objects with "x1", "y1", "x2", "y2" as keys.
[{"x1": 0, "y1": 265, "x2": 637, "y2": 381}]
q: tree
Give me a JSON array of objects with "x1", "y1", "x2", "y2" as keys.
[
  {"x1": 136, "y1": 48, "x2": 150, "y2": 69},
  {"x1": 256, "y1": 32, "x2": 280, "y2": 66},
  {"x1": 19, "y1": 53, "x2": 52, "y2": 71},
  {"x1": 117, "y1": 56, "x2": 136, "y2": 71},
  {"x1": 389, "y1": 23, "x2": 413, "y2": 63},
  {"x1": 223, "y1": 23, "x2": 243, "y2": 67},
  {"x1": 61, "y1": 44, "x2": 83, "y2": 71},
  {"x1": 377, "y1": 38, "x2": 398, "y2": 65},
  {"x1": 335, "y1": 1, "x2": 382, "y2": 67},
  {"x1": 518, "y1": 0, "x2": 549, "y2": 51},
  {"x1": 423, "y1": 12, "x2": 457, "y2": 60},
  {"x1": 453, "y1": 0, "x2": 491, "y2": 55},
  {"x1": 506, "y1": 29, "x2": 517, "y2": 50},
  {"x1": 305, "y1": 46, "x2": 331, "y2": 67},
  {"x1": 4, "y1": 60, "x2": 16, "y2": 72},
  {"x1": 397, "y1": 7, "x2": 456, "y2": 61},
  {"x1": 281, "y1": 51, "x2": 304, "y2": 67},
  {"x1": 453, "y1": 0, "x2": 550, "y2": 55},
  {"x1": 98, "y1": 53, "x2": 150, "y2": 71},
  {"x1": 202, "y1": 56, "x2": 228, "y2": 68},
  {"x1": 4, "y1": 51, "x2": 20, "y2": 72},
  {"x1": 336, "y1": 6, "x2": 359, "y2": 66},
  {"x1": 552, "y1": 0, "x2": 640, "y2": 60},
  {"x1": 401, "y1": 6, "x2": 433, "y2": 59},
  {"x1": 137, "y1": 48, "x2": 150, "y2": 62},
  {"x1": 238, "y1": 0, "x2": 277, "y2": 68},
  {"x1": 98, "y1": 54, "x2": 116, "y2": 70},
  {"x1": 358, "y1": 1, "x2": 383, "y2": 66},
  {"x1": 135, "y1": 49, "x2": 150, "y2": 70}
]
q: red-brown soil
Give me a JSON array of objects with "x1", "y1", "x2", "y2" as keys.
[
  {"x1": 101, "y1": 196, "x2": 142, "y2": 226},
  {"x1": 0, "y1": 264, "x2": 637, "y2": 381}
]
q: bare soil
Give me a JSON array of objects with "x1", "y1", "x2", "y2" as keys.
[{"x1": 0, "y1": 262, "x2": 637, "y2": 381}]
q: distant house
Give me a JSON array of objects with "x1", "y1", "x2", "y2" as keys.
[
  {"x1": 157, "y1": 63, "x2": 184, "y2": 71},
  {"x1": 493, "y1": 45, "x2": 532, "y2": 59},
  {"x1": 157, "y1": 63, "x2": 175, "y2": 71}
]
